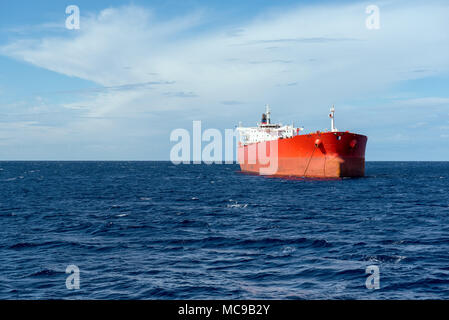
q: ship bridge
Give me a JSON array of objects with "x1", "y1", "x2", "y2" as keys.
[{"x1": 237, "y1": 105, "x2": 302, "y2": 145}]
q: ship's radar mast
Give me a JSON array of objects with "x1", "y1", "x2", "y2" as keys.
[
  {"x1": 265, "y1": 104, "x2": 271, "y2": 124},
  {"x1": 330, "y1": 105, "x2": 338, "y2": 132}
]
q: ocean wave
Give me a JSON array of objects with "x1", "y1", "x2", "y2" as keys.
[{"x1": 2, "y1": 161, "x2": 449, "y2": 299}]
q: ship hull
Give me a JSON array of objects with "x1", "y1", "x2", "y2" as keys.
[{"x1": 238, "y1": 132, "x2": 367, "y2": 178}]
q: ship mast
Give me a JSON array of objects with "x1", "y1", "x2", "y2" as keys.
[
  {"x1": 330, "y1": 105, "x2": 337, "y2": 132},
  {"x1": 265, "y1": 104, "x2": 271, "y2": 124}
]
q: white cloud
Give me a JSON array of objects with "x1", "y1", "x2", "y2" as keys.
[
  {"x1": 1, "y1": 1, "x2": 449, "y2": 159},
  {"x1": 3, "y1": 3, "x2": 449, "y2": 114},
  {"x1": 396, "y1": 97, "x2": 449, "y2": 107}
]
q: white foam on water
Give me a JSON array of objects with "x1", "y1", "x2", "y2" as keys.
[{"x1": 227, "y1": 203, "x2": 248, "y2": 208}]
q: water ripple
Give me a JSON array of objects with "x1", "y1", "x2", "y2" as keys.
[{"x1": 1, "y1": 161, "x2": 449, "y2": 299}]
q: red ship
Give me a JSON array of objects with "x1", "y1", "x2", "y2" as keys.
[{"x1": 237, "y1": 105, "x2": 367, "y2": 178}]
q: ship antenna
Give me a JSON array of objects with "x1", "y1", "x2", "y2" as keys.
[
  {"x1": 330, "y1": 105, "x2": 337, "y2": 132},
  {"x1": 265, "y1": 104, "x2": 271, "y2": 124}
]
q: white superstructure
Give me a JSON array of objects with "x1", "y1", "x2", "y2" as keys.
[{"x1": 237, "y1": 105, "x2": 303, "y2": 146}]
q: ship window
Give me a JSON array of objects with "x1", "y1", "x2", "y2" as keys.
[{"x1": 337, "y1": 136, "x2": 342, "y2": 140}]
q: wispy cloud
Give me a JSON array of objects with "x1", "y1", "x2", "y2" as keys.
[
  {"x1": 39, "y1": 81, "x2": 175, "y2": 95},
  {"x1": 163, "y1": 91, "x2": 198, "y2": 98},
  {"x1": 1, "y1": 22, "x2": 65, "y2": 35},
  {"x1": 221, "y1": 100, "x2": 245, "y2": 105},
  {"x1": 396, "y1": 97, "x2": 449, "y2": 107},
  {"x1": 3, "y1": 2, "x2": 449, "y2": 119},
  {"x1": 1, "y1": 1, "x2": 449, "y2": 159},
  {"x1": 240, "y1": 36, "x2": 361, "y2": 45}
]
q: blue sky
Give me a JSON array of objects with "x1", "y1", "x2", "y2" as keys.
[{"x1": 0, "y1": 0, "x2": 448, "y2": 160}]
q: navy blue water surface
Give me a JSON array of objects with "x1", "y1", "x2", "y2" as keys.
[{"x1": 1, "y1": 161, "x2": 449, "y2": 299}]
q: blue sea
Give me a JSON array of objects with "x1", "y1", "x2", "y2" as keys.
[{"x1": 1, "y1": 161, "x2": 449, "y2": 299}]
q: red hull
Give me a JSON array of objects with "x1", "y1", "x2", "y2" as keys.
[{"x1": 238, "y1": 132, "x2": 367, "y2": 178}]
